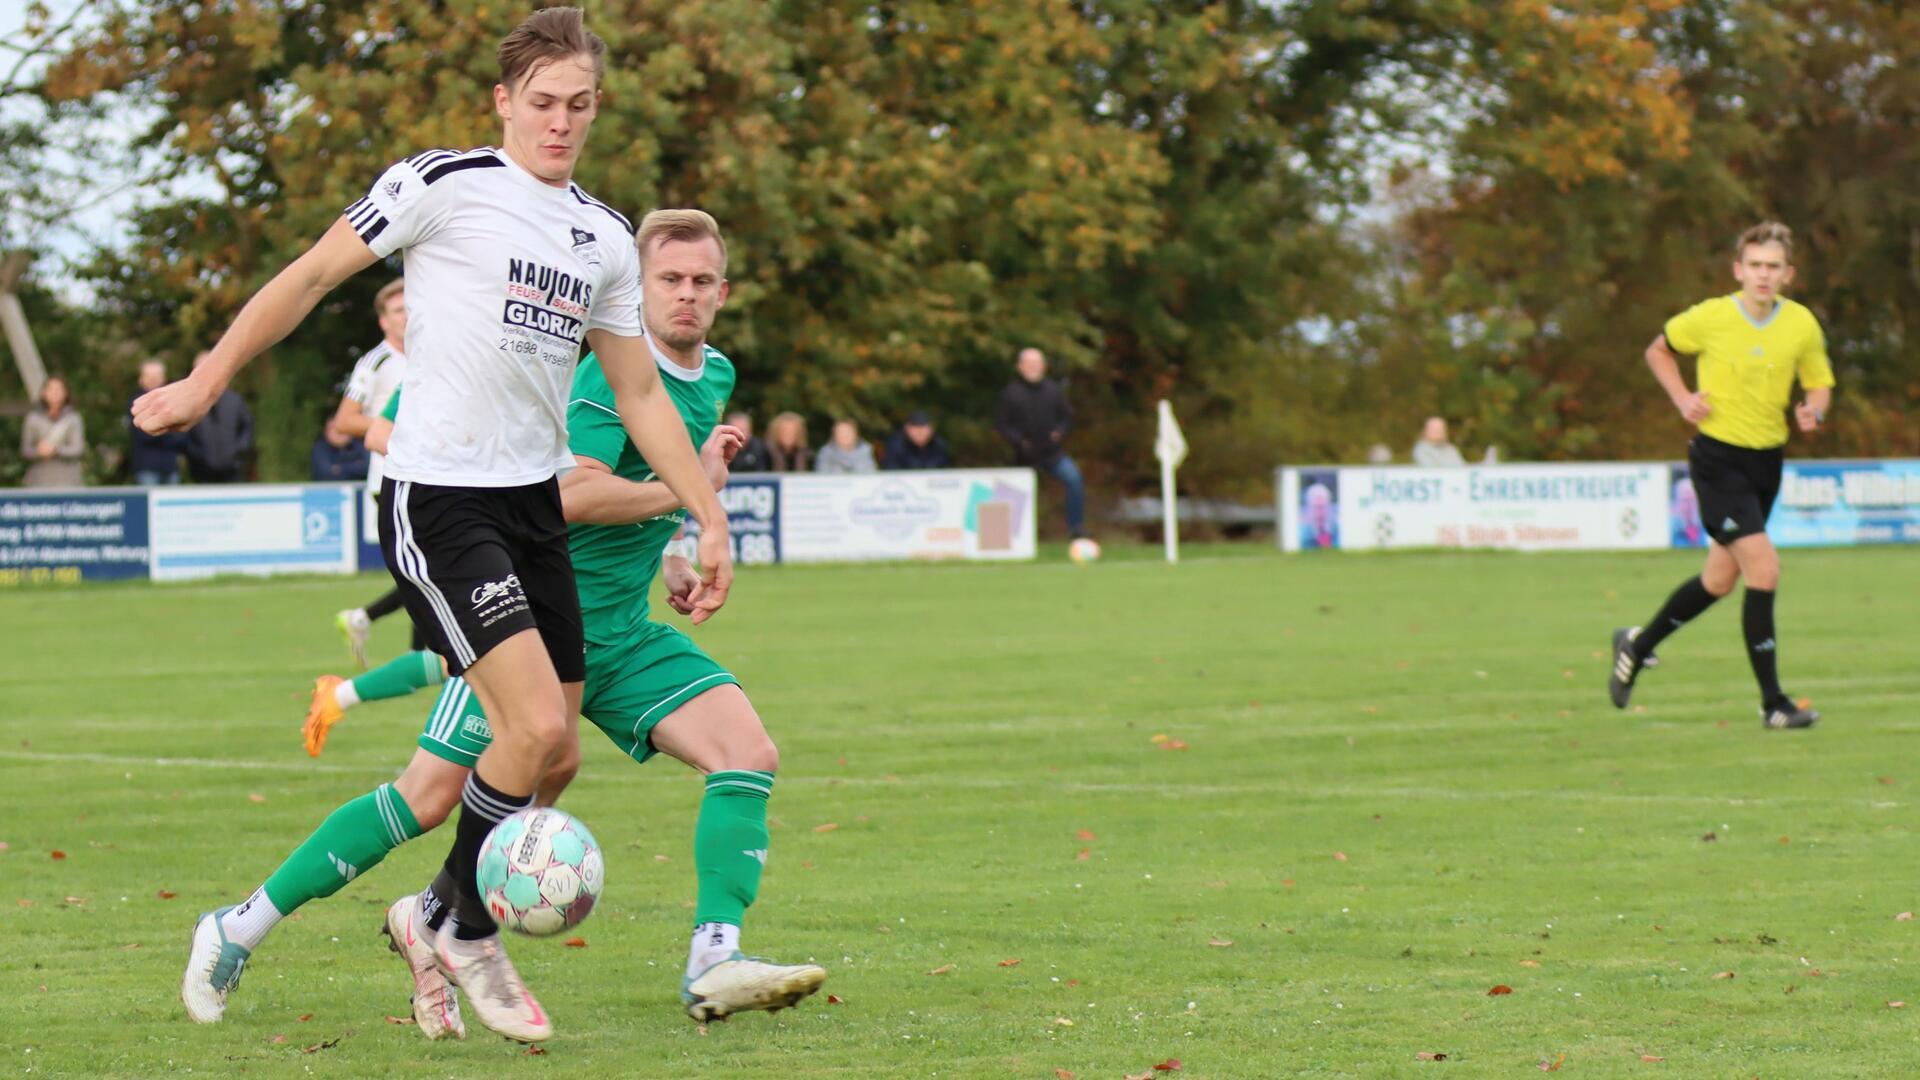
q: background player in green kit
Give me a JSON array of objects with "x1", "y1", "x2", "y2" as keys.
[{"x1": 181, "y1": 210, "x2": 824, "y2": 1032}]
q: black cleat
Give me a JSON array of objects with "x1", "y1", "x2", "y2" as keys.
[
  {"x1": 1608, "y1": 627, "x2": 1644, "y2": 709},
  {"x1": 1761, "y1": 699, "x2": 1819, "y2": 730}
]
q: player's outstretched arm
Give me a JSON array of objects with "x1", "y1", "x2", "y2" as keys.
[
  {"x1": 559, "y1": 426, "x2": 743, "y2": 526},
  {"x1": 1644, "y1": 334, "x2": 1710, "y2": 425},
  {"x1": 133, "y1": 218, "x2": 379, "y2": 434},
  {"x1": 588, "y1": 329, "x2": 734, "y2": 623}
]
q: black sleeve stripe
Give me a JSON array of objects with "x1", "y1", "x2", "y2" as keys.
[
  {"x1": 358, "y1": 216, "x2": 390, "y2": 243},
  {"x1": 570, "y1": 188, "x2": 633, "y2": 233},
  {"x1": 348, "y1": 200, "x2": 381, "y2": 229},
  {"x1": 406, "y1": 148, "x2": 459, "y2": 168},
  {"x1": 345, "y1": 197, "x2": 372, "y2": 220},
  {"x1": 422, "y1": 156, "x2": 506, "y2": 185}
]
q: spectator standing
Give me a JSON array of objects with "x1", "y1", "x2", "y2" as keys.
[
  {"x1": 1411, "y1": 416, "x2": 1466, "y2": 467},
  {"x1": 185, "y1": 351, "x2": 254, "y2": 483},
  {"x1": 766, "y1": 411, "x2": 813, "y2": 472},
  {"x1": 815, "y1": 418, "x2": 877, "y2": 473},
  {"x1": 127, "y1": 360, "x2": 190, "y2": 484},
  {"x1": 996, "y1": 347, "x2": 1087, "y2": 538},
  {"x1": 21, "y1": 375, "x2": 86, "y2": 487},
  {"x1": 727, "y1": 411, "x2": 772, "y2": 472},
  {"x1": 883, "y1": 410, "x2": 952, "y2": 470},
  {"x1": 311, "y1": 417, "x2": 371, "y2": 481}
]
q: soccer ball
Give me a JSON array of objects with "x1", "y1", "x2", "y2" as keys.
[
  {"x1": 476, "y1": 807, "x2": 604, "y2": 937},
  {"x1": 1068, "y1": 537, "x2": 1102, "y2": 564}
]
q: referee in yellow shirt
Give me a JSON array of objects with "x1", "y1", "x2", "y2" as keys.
[{"x1": 1609, "y1": 222, "x2": 1834, "y2": 729}]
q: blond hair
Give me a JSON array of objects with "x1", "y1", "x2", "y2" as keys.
[
  {"x1": 373, "y1": 278, "x2": 404, "y2": 315},
  {"x1": 1735, "y1": 221, "x2": 1793, "y2": 262},
  {"x1": 635, "y1": 208, "x2": 728, "y2": 273},
  {"x1": 498, "y1": 7, "x2": 605, "y2": 91},
  {"x1": 768, "y1": 411, "x2": 809, "y2": 451}
]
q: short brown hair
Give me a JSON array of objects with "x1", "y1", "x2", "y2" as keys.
[
  {"x1": 498, "y1": 7, "x2": 606, "y2": 91},
  {"x1": 374, "y1": 278, "x2": 404, "y2": 315},
  {"x1": 635, "y1": 208, "x2": 728, "y2": 273},
  {"x1": 1735, "y1": 221, "x2": 1793, "y2": 262}
]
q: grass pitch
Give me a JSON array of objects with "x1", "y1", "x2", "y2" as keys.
[{"x1": 4, "y1": 544, "x2": 1919, "y2": 1078}]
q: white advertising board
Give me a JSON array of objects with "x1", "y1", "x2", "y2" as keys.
[
  {"x1": 778, "y1": 469, "x2": 1037, "y2": 563},
  {"x1": 1280, "y1": 463, "x2": 1670, "y2": 552},
  {"x1": 150, "y1": 485, "x2": 359, "y2": 580}
]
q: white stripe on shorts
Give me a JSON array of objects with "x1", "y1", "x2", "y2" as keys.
[{"x1": 392, "y1": 480, "x2": 476, "y2": 668}]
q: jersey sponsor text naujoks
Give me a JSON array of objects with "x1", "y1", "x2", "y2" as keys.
[
  {"x1": 345, "y1": 147, "x2": 643, "y2": 487},
  {"x1": 343, "y1": 340, "x2": 405, "y2": 486}
]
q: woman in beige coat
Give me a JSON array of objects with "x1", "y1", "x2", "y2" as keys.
[{"x1": 21, "y1": 376, "x2": 85, "y2": 487}]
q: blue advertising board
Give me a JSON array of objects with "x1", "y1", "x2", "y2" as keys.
[
  {"x1": 709, "y1": 474, "x2": 781, "y2": 565},
  {"x1": 1768, "y1": 459, "x2": 1920, "y2": 548},
  {"x1": 0, "y1": 488, "x2": 151, "y2": 584}
]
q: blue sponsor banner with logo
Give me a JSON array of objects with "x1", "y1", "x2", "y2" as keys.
[
  {"x1": 1766, "y1": 459, "x2": 1920, "y2": 548},
  {"x1": 150, "y1": 484, "x2": 358, "y2": 580},
  {"x1": 0, "y1": 488, "x2": 151, "y2": 584},
  {"x1": 684, "y1": 473, "x2": 781, "y2": 565}
]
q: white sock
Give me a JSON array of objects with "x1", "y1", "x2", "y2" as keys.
[
  {"x1": 333, "y1": 680, "x2": 361, "y2": 709},
  {"x1": 687, "y1": 921, "x2": 740, "y2": 979},
  {"x1": 343, "y1": 608, "x2": 371, "y2": 632},
  {"x1": 219, "y1": 886, "x2": 284, "y2": 951}
]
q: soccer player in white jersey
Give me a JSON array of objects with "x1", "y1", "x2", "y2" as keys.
[
  {"x1": 139, "y1": 7, "x2": 733, "y2": 1043},
  {"x1": 328, "y1": 278, "x2": 422, "y2": 668}
]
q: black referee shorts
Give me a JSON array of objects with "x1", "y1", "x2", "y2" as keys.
[
  {"x1": 377, "y1": 476, "x2": 585, "y2": 682},
  {"x1": 1688, "y1": 433, "x2": 1784, "y2": 547}
]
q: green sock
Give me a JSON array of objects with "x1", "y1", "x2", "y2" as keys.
[
  {"x1": 693, "y1": 770, "x2": 774, "y2": 927},
  {"x1": 261, "y1": 783, "x2": 423, "y2": 914},
  {"x1": 349, "y1": 650, "x2": 444, "y2": 704}
]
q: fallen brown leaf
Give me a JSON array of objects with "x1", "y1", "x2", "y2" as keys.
[
  {"x1": 383, "y1": 1015, "x2": 414, "y2": 1025},
  {"x1": 998, "y1": 958, "x2": 1022, "y2": 968},
  {"x1": 1075, "y1": 848, "x2": 1090, "y2": 862},
  {"x1": 1640, "y1": 1054, "x2": 1665, "y2": 1062},
  {"x1": 1067, "y1": 978, "x2": 1080, "y2": 987},
  {"x1": 1208, "y1": 938, "x2": 1234, "y2": 947},
  {"x1": 1880, "y1": 776, "x2": 1896, "y2": 785},
  {"x1": 121, "y1": 942, "x2": 140, "y2": 950},
  {"x1": 1075, "y1": 828, "x2": 1096, "y2": 841},
  {"x1": 564, "y1": 937, "x2": 587, "y2": 948},
  {"x1": 1416, "y1": 1051, "x2": 1449, "y2": 1061},
  {"x1": 927, "y1": 964, "x2": 953, "y2": 975},
  {"x1": 1205, "y1": 879, "x2": 1229, "y2": 889},
  {"x1": 525, "y1": 1045, "x2": 546, "y2": 1055},
  {"x1": 826, "y1": 995, "x2": 844, "y2": 1005},
  {"x1": 156, "y1": 890, "x2": 176, "y2": 900},
  {"x1": 1701, "y1": 832, "x2": 1717, "y2": 842},
  {"x1": 297, "y1": 1013, "x2": 313, "y2": 1022},
  {"x1": 1333, "y1": 851, "x2": 1348, "y2": 862},
  {"x1": 1149, "y1": 733, "x2": 1170, "y2": 744},
  {"x1": 1897, "y1": 912, "x2": 1914, "y2": 922},
  {"x1": 1779, "y1": 836, "x2": 1790, "y2": 845},
  {"x1": 1055, "y1": 1070, "x2": 1076, "y2": 1080},
  {"x1": 1712, "y1": 971, "x2": 1736, "y2": 980},
  {"x1": 269, "y1": 1034, "x2": 287, "y2": 1045},
  {"x1": 654, "y1": 854, "x2": 671, "y2": 862},
  {"x1": 16, "y1": 899, "x2": 30, "y2": 908},
  {"x1": 1154, "y1": 1060, "x2": 1183, "y2": 1072},
  {"x1": 1125, "y1": 1073, "x2": 1153, "y2": 1080},
  {"x1": 1519, "y1": 959, "x2": 1540, "y2": 968},
  {"x1": 1488, "y1": 984, "x2": 1514, "y2": 996},
  {"x1": 1158, "y1": 739, "x2": 1190, "y2": 751},
  {"x1": 1539, "y1": 1054, "x2": 1565, "y2": 1072},
  {"x1": 1053, "y1": 1017, "x2": 1074, "y2": 1027},
  {"x1": 49, "y1": 850, "x2": 65, "y2": 860},
  {"x1": 812, "y1": 822, "x2": 839, "y2": 833},
  {"x1": 301, "y1": 1038, "x2": 340, "y2": 1054},
  {"x1": 248, "y1": 793, "x2": 267, "y2": 804},
  {"x1": 0, "y1": 842, "x2": 8, "y2": 851},
  {"x1": 1892, "y1": 1001, "x2": 1908, "y2": 1009},
  {"x1": 63, "y1": 895, "x2": 85, "y2": 905}
]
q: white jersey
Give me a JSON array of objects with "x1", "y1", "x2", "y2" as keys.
[
  {"x1": 346, "y1": 147, "x2": 643, "y2": 488},
  {"x1": 342, "y1": 339, "x2": 405, "y2": 487}
]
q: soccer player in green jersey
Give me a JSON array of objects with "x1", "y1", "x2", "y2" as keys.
[
  {"x1": 1609, "y1": 222, "x2": 1834, "y2": 729},
  {"x1": 182, "y1": 210, "x2": 824, "y2": 1033}
]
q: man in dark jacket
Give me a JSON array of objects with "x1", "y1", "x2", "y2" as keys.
[
  {"x1": 184, "y1": 352, "x2": 254, "y2": 483},
  {"x1": 310, "y1": 417, "x2": 370, "y2": 480},
  {"x1": 726, "y1": 411, "x2": 773, "y2": 473},
  {"x1": 128, "y1": 360, "x2": 191, "y2": 484},
  {"x1": 883, "y1": 410, "x2": 952, "y2": 470},
  {"x1": 995, "y1": 347, "x2": 1086, "y2": 537}
]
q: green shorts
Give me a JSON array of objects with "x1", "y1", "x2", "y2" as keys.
[{"x1": 418, "y1": 621, "x2": 739, "y2": 768}]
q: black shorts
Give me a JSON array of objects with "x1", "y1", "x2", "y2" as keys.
[
  {"x1": 378, "y1": 477, "x2": 585, "y2": 681},
  {"x1": 1688, "y1": 434, "x2": 1784, "y2": 546}
]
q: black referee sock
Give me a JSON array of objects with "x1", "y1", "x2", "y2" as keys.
[
  {"x1": 1743, "y1": 587, "x2": 1786, "y2": 707},
  {"x1": 445, "y1": 772, "x2": 531, "y2": 940},
  {"x1": 1632, "y1": 575, "x2": 1721, "y2": 660},
  {"x1": 365, "y1": 587, "x2": 406, "y2": 621}
]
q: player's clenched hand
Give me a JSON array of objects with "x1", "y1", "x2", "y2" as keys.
[
  {"x1": 699, "y1": 424, "x2": 746, "y2": 490},
  {"x1": 1794, "y1": 400, "x2": 1822, "y2": 433},
  {"x1": 661, "y1": 555, "x2": 702, "y2": 615},
  {"x1": 1675, "y1": 391, "x2": 1712, "y2": 426},
  {"x1": 686, "y1": 526, "x2": 733, "y2": 625},
  {"x1": 132, "y1": 375, "x2": 222, "y2": 434}
]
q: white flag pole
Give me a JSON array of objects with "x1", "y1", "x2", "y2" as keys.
[{"x1": 1154, "y1": 400, "x2": 1188, "y2": 565}]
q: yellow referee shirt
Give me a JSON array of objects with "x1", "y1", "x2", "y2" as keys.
[{"x1": 1664, "y1": 294, "x2": 1834, "y2": 449}]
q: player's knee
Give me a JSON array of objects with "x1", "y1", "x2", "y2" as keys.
[
  {"x1": 544, "y1": 743, "x2": 582, "y2": 789},
  {"x1": 1748, "y1": 563, "x2": 1780, "y2": 590},
  {"x1": 507, "y1": 709, "x2": 570, "y2": 756},
  {"x1": 1702, "y1": 568, "x2": 1737, "y2": 596},
  {"x1": 722, "y1": 729, "x2": 778, "y2": 774}
]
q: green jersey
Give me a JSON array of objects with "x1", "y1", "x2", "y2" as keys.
[{"x1": 565, "y1": 345, "x2": 735, "y2": 647}]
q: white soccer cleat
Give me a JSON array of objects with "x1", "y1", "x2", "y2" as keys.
[
  {"x1": 682, "y1": 953, "x2": 828, "y2": 1022},
  {"x1": 181, "y1": 907, "x2": 251, "y2": 1023},
  {"x1": 335, "y1": 608, "x2": 372, "y2": 670},
  {"x1": 431, "y1": 925, "x2": 550, "y2": 1043},
  {"x1": 381, "y1": 895, "x2": 465, "y2": 1040}
]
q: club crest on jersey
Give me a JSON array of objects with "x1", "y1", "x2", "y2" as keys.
[{"x1": 570, "y1": 226, "x2": 601, "y2": 268}]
